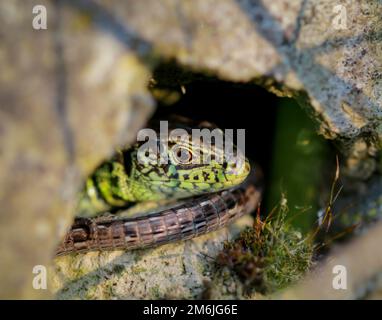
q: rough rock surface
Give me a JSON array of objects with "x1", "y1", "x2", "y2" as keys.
[
  {"x1": 0, "y1": 0, "x2": 381, "y2": 299},
  {"x1": 98, "y1": 0, "x2": 381, "y2": 169}
]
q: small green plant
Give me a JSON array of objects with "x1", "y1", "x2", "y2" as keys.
[{"x1": 215, "y1": 196, "x2": 314, "y2": 295}]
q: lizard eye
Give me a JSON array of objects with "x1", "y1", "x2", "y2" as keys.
[{"x1": 173, "y1": 147, "x2": 193, "y2": 164}]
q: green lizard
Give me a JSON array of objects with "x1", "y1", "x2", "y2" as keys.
[{"x1": 76, "y1": 119, "x2": 251, "y2": 217}]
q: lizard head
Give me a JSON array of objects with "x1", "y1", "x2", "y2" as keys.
[{"x1": 129, "y1": 120, "x2": 251, "y2": 201}]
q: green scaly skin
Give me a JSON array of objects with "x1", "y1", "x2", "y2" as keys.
[{"x1": 77, "y1": 126, "x2": 251, "y2": 217}]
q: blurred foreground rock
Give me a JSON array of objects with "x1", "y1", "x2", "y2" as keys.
[
  {"x1": 0, "y1": 0, "x2": 380, "y2": 298},
  {"x1": 0, "y1": 0, "x2": 154, "y2": 298}
]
